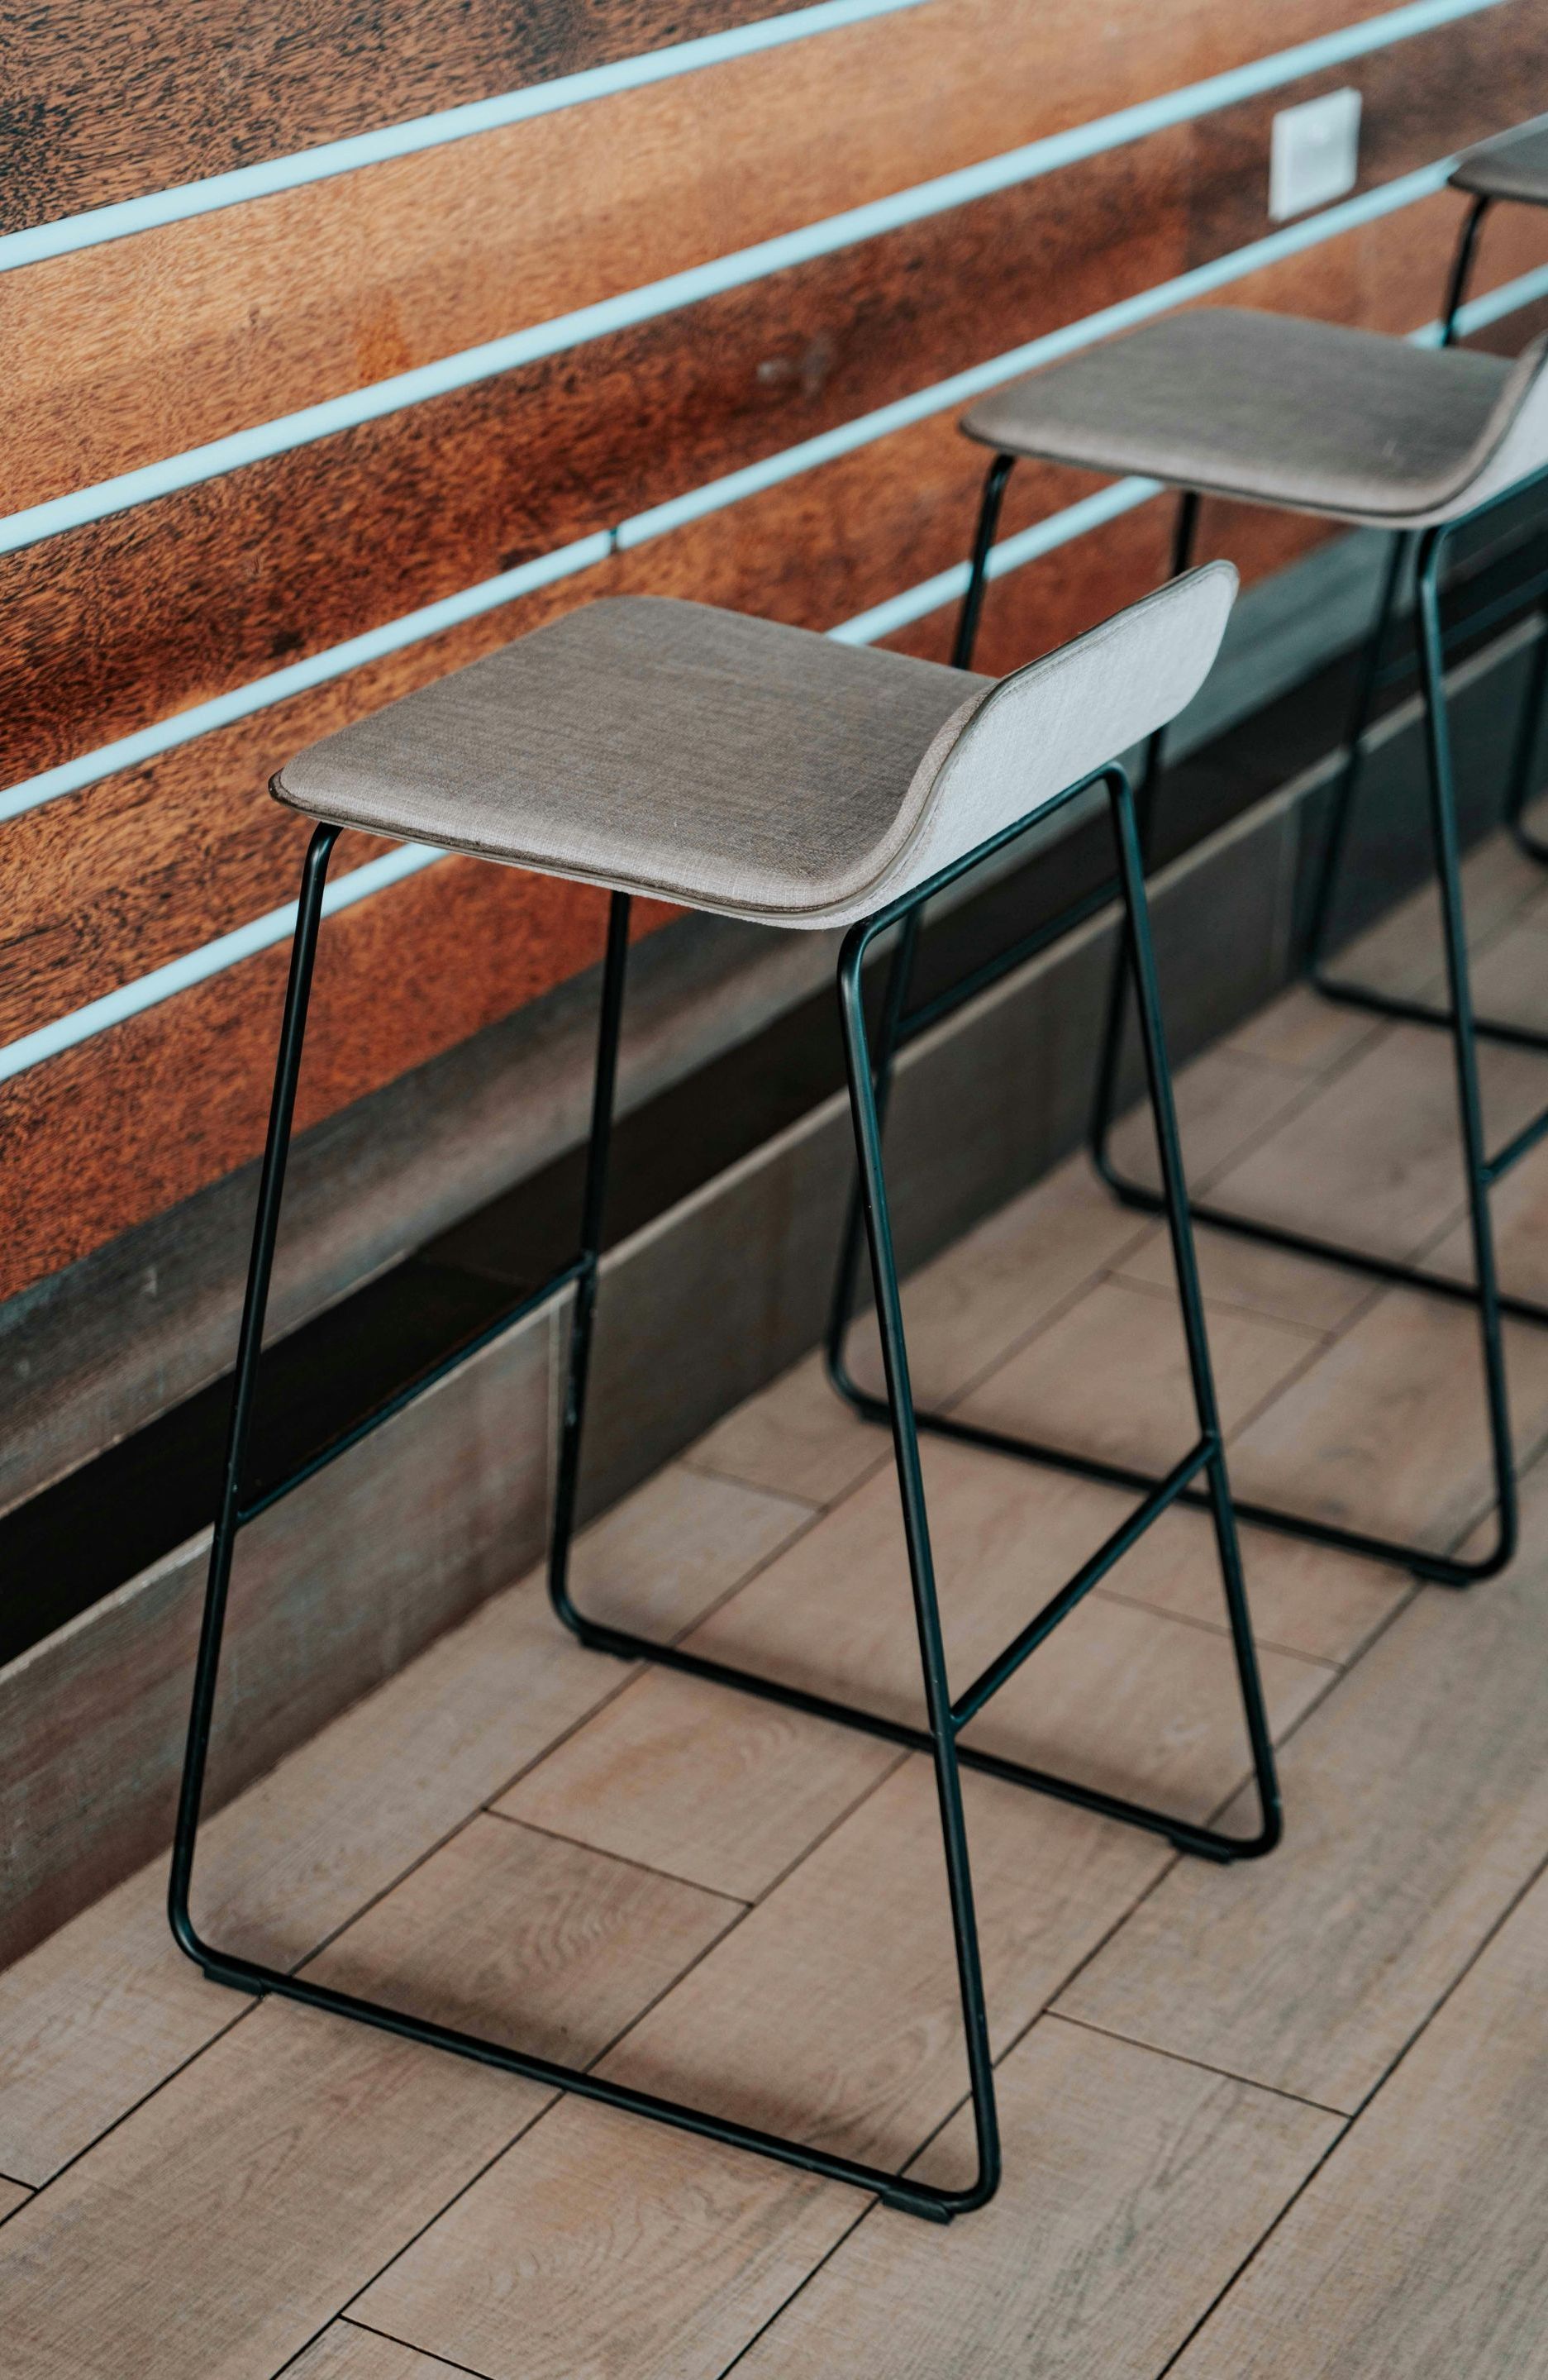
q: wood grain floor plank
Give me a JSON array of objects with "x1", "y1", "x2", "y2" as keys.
[
  {"x1": 1104, "y1": 1505, "x2": 1407, "y2": 1669},
  {"x1": 0, "y1": 1462, "x2": 793, "y2": 2184},
  {"x1": 730, "y1": 2016, "x2": 1341, "y2": 2380},
  {"x1": 355, "y1": 1751, "x2": 1174, "y2": 2375},
  {"x1": 495, "y1": 1667, "x2": 897, "y2": 1900},
  {"x1": 0, "y1": 1787, "x2": 743, "y2": 2379},
  {"x1": 284, "y1": 2327, "x2": 481, "y2": 2380},
  {"x1": 1107, "y1": 1043, "x2": 1322, "y2": 1197},
  {"x1": 0, "y1": 2178, "x2": 32, "y2": 2223},
  {"x1": 1165, "y1": 1868, "x2": 1548, "y2": 2380},
  {"x1": 1228, "y1": 1285, "x2": 1548, "y2": 1555},
  {"x1": 686, "y1": 1349, "x2": 895, "y2": 1508},
  {"x1": 685, "y1": 1440, "x2": 1329, "y2": 1823},
  {"x1": 1113, "y1": 1221, "x2": 1372, "y2": 1333},
  {"x1": 1059, "y1": 1455, "x2": 1548, "y2": 2108},
  {"x1": 302, "y1": 1812, "x2": 739, "y2": 2064},
  {"x1": 0, "y1": 1996, "x2": 536, "y2": 2380},
  {"x1": 1206, "y1": 1023, "x2": 1548, "y2": 1266},
  {"x1": 355, "y1": 2092, "x2": 857, "y2": 2380},
  {"x1": 956, "y1": 1276, "x2": 1322, "y2": 1475},
  {"x1": 841, "y1": 1149, "x2": 1155, "y2": 1409}
]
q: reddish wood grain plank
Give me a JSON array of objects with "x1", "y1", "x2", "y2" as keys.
[
  {"x1": 5, "y1": 10, "x2": 1539, "y2": 793},
  {"x1": 0, "y1": 848, "x2": 677, "y2": 1301},
  {"x1": 0, "y1": 132, "x2": 1190, "y2": 790},
  {"x1": 1, "y1": 0, "x2": 808, "y2": 237},
  {"x1": 0, "y1": 0, "x2": 1436, "y2": 516},
  {"x1": 8, "y1": 187, "x2": 1546, "y2": 1052},
  {"x1": 0, "y1": 565, "x2": 607, "y2": 1042}
]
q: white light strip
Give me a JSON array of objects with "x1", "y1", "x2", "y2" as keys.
[
  {"x1": 826, "y1": 248, "x2": 1546, "y2": 646},
  {"x1": 0, "y1": 0, "x2": 1509, "y2": 556},
  {"x1": 0, "y1": 0, "x2": 935, "y2": 274},
  {"x1": 0, "y1": 531, "x2": 612, "y2": 828},
  {"x1": 828, "y1": 479, "x2": 1163, "y2": 645},
  {"x1": 0, "y1": 160, "x2": 1460, "y2": 831},
  {"x1": 0, "y1": 842, "x2": 441, "y2": 1085},
  {"x1": 618, "y1": 158, "x2": 1455, "y2": 547},
  {"x1": 5, "y1": 205, "x2": 1545, "y2": 1085}
]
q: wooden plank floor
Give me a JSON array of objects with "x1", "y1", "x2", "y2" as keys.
[{"x1": 6, "y1": 835, "x2": 1548, "y2": 2377}]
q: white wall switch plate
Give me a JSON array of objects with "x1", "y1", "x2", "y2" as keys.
[{"x1": 1269, "y1": 88, "x2": 1362, "y2": 221}]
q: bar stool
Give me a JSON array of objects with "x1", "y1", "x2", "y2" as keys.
[
  {"x1": 1305, "y1": 112, "x2": 1548, "y2": 977},
  {"x1": 886, "y1": 308, "x2": 1548, "y2": 1588},
  {"x1": 169, "y1": 577, "x2": 1279, "y2": 2223}
]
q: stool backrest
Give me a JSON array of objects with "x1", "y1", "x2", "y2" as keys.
[
  {"x1": 1428, "y1": 334, "x2": 1548, "y2": 523},
  {"x1": 863, "y1": 560, "x2": 1236, "y2": 917}
]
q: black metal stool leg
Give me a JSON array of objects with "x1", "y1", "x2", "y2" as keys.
[
  {"x1": 1412, "y1": 525, "x2": 1517, "y2": 1574},
  {"x1": 820, "y1": 781, "x2": 1280, "y2": 1863},
  {"x1": 1088, "y1": 493, "x2": 1198, "y2": 1153},
  {"x1": 836, "y1": 921, "x2": 1000, "y2": 2208},
  {"x1": 1301, "y1": 527, "x2": 1415, "y2": 984},
  {"x1": 169, "y1": 821, "x2": 340, "y2": 1971},
  {"x1": 1107, "y1": 770, "x2": 1281, "y2": 1848},
  {"x1": 952, "y1": 454, "x2": 1016, "y2": 672},
  {"x1": 549, "y1": 889, "x2": 632, "y2": 1639},
  {"x1": 1504, "y1": 603, "x2": 1548, "y2": 862},
  {"x1": 1081, "y1": 514, "x2": 1524, "y2": 1582},
  {"x1": 170, "y1": 847, "x2": 1001, "y2": 2220}
]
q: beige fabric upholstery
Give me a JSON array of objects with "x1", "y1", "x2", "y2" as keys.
[
  {"x1": 963, "y1": 308, "x2": 1548, "y2": 528},
  {"x1": 1452, "y1": 113, "x2": 1548, "y2": 207},
  {"x1": 274, "y1": 572, "x2": 1236, "y2": 930}
]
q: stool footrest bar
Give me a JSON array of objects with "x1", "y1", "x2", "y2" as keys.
[
  {"x1": 837, "y1": 1378, "x2": 1506, "y2": 1586},
  {"x1": 562, "y1": 1610, "x2": 1275, "y2": 1861},
  {"x1": 949, "y1": 1438, "x2": 1214, "y2": 1728},
  {"x1": 235, "y1": 1259, "x2": 587, "y2": 1524},
  {"x1": 1309, "y1": 969, "x2": 1548, "y2": 1064}
]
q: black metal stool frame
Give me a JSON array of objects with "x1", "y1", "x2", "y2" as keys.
[
  {"x1": 893, "y1": 457, "x2": 1548, "y2": 1586},
  {"x1": 1305, "y1": 189, "x2": 1548, "y2": 1010},
  {"x1": 169, "y1": 761, "x2": 1279, "y2": 2227}
]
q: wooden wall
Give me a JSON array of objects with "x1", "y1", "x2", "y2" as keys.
[{"x1": 3, "y1": 0, "x2": 1547, "y2": 1311}]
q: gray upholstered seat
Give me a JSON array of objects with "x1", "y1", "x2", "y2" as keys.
[
  {"x1": 963, "y1": 308, "x2": 1548, "y2": 527},
  {"x1": 274, "y1": 574, "x2": 1236, "y2": 930},
  {"x1": 1451, "y1": 112, "x2": 1548, "y2": 206}
]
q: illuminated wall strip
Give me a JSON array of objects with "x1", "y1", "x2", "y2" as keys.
[
  {"x1": 0, "y1": 0, "x2": 936, "y2": 274},
  {"x1": 0, "y1": 161, "x2": 1462, "y2": 829},
  {"x1": 828, "y1": 479, "x2": 1164, "y2": 646},
  {"x1": 0, "y1": 532, "x2": 612, "y2": 828},
  {"x1": 2, "y1": 227, "x2": 1544, "y2": 1085},
  {"x1": 621, "y1": 158, "x2": 1458, "y2": 550},
  {"x1": 0, "y1": 844, "x2": 442, "y2": 1085},
  {"x1": 0, "y1": 0, "x2": 1511, "y2": 556}
]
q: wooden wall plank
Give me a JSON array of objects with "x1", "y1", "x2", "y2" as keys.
[
  {"x1": 0, "y1": 830, "x2": 676, "y2": 1302},
  {"x1": 2, "y1": 194, "x2": 1546, "y2": 1304},
  {"x1": 0, "y1": 564, "x2": 606, "y2": 1042},
  {"x1": 0, "y1": 0, "x2": 1446, "y2": 516},
  {"x1": 5, "y1": 13, "x2": 1543, "y2": 790},
  {"x1": 0, "y1": 133, "x2": 1191, "y2": 788},
  {"x1": 7, "y1": 1, "x2": 1548, "y2": 1319},
  {"x1": 1, "y1": 0, "x2": 807, "y2": 236}
]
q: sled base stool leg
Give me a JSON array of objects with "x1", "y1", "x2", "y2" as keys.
[{"x1": 169, "y1": 575, "x2": 1270, "y2": 2222}]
